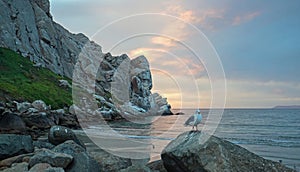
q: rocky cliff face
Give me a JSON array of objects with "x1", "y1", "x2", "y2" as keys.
[
  {"x1": 0, "y1": 0, "x2": 98, "y2": 77},
  {"x1": 0, "y1": 0, "x2": 172, "y2": 117}
]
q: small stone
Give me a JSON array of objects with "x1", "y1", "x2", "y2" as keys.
[
  {"x1": 58, "y1": 80, "x2": 71, "y2": 88},
  {"x1": 14, "y1": 101, "x2": 32, "y2": 113},
  {"x1": 32, "y1": 100, "x2": 48, "y2": 111}
]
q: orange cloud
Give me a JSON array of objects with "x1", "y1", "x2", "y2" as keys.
[{"x1": 232, "y1": 11, "x2": 261, "y2": 25}]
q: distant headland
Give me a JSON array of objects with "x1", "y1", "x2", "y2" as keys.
[{"x1": 273, "y1": 105, "x2": 300, "y2": 109}]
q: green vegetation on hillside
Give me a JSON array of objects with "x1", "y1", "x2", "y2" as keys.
[{"x1": 0, "y1": 47, "x2": 72, "y2": 109}]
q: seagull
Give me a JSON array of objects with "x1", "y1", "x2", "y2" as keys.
[{"x1": 184, "y1": 109, "x2": 202, "y2": 131}]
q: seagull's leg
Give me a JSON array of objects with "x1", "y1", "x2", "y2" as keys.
[{"x1": 196, "y1": 125, "x2": 198, "y2": 131}]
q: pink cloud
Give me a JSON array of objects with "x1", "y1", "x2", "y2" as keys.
[{"x1": 164, "y1": 5, "x2": 225, "y2": 29}]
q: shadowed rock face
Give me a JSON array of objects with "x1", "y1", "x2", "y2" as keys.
[
  {"x1": 95, "y1": 53, "x2": 171, "y2": 117},
  {"x1": 162, "y1": 131, "x2": 296, "y2": 172}
]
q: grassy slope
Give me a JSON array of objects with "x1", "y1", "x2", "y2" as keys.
[{"x1": 0, "y1": 47, "x2": 72, "y2": 109}]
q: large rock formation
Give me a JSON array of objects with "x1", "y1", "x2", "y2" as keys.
[
  {"x1": 161, "y1": 131, "x2": 295, "y2": 172},
  {"x1": 0, "y1": 0, "x2": 172, "y2": 120}
]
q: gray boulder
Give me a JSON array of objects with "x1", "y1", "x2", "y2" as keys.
[
  {"x1": 162, "y1": 131, "x2": 295, "y2": 172},
  {"x1": 0, "y1": 112, "x2": 27, "y2": 134},
  {"x1": 29, "y1": 149, "x2": 73, "y2": 169},
  {"x1": 52, "y1": 140, "x2": 100, "y2": 172},
  {"x1": 0, "y1": 134, "x2": 33, "y2": 160},
  {"x1": 48, "y1": 126, "x2": 84, "y2": 148}
]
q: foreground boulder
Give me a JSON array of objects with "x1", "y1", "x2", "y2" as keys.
[
  {"x1": 52, "y1": 140, "x2": 100, "y2": 172},
  {"x1": 0, "y1": 134, "x2": 33, "y2": 160},
  {"x1": 162, "y1": 131, "x2": 295, "y2": 172}
]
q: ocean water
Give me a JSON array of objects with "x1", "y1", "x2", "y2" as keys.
[
  {"x1": 214, "y1": 109, "x2": 300, "y2": 170},
  {"x1": 77, "y1": 109, "x2": 300, "y2": 170}
]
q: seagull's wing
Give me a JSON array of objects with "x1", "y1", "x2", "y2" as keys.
[{"x1": 184, "y1": 115, "x2": 194, "y2": 126}]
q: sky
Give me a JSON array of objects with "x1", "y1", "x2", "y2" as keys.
[{"x1": 49, "y1": 0, "x2": 300, "y2": 108}]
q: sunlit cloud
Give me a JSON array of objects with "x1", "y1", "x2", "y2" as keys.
[
  {"x1": 151, "y1": 37, "x2": 177, "y2": 47},
  {"x1": 129, "y1": 47, "x2": 206, "y2": 78}
]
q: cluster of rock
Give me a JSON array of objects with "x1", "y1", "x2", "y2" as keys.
[
  {"x1": 0, "y1": 125, "x2": 163, "y2": 172},
  {"x1": 0, "y1": 100, "x2": 80, "y2": 139}
]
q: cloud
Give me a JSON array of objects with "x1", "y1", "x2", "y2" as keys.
[
  {"x1": 162, "y1": 5, "x2": 226, "y2": 31},
  {"x1": 232, "y1": 11, "x2": 261, "y2": 26},
  {"x1": 129, "y1": 47, "x2": 206, "y2": 79},
  {"x1": 128, "y1": 47, "x2": 166, "y2": 59},
  {"x1": 226, "y1": 79, "x2": 300, "y2": 108}
]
